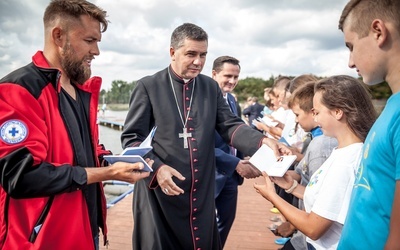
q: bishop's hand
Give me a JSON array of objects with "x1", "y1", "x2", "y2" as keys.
[
  {"x1": 261, "y1": 138, "x2": 292, "y2": 158},
  {"x1": 157, "y1": 165, "x2": 186, "y2": 196}
]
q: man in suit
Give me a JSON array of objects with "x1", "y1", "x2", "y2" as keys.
[
  {"x1": 212, "y1": 56, "x2": 261, "y2": 247},
  {"x1": 243, "y1": 96, "x2": 265, "y2": 130}
]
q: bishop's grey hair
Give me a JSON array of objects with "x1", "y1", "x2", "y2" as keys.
[{"x1": 170, "y1": 23, "x2": 208, "y2": 49}]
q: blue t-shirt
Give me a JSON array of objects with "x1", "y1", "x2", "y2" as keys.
[{"x1": 338, "y1": 92, "x2": 400, "y2": 249}]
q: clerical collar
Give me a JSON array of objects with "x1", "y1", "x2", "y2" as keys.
[
  {"x1": 169, "y1": 66, "x2": 194, "y2": 84},
  {"x1": 310, "y1": 127, "x2": 323, "y2": 138}
]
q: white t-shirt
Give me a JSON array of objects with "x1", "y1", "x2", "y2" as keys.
[
  {"x1": 303, "y1": 143, "x2": 363, "y2": 250},
  {"x1": 271, "y1": 107, "x2": 287, "y2": 124}
]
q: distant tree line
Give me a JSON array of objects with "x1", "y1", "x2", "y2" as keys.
[
  {"x1": 99, "y1": 76, "x2": 392, "y2": 105},
  {"x1": 100, "y1": 80, "x2": 136, "y2": 104}
]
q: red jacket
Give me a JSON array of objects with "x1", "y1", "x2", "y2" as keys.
[{"x1": 0, "y1": 51, "x2": 109, "y2": 249}]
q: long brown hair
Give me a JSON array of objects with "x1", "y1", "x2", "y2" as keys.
[{"x1": 314, "y1": 75, "x2": 377, "y2": 142}]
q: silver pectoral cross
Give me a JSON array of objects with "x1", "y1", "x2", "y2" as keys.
[{"x1": 179, "y1": 127, "x2": 192, "y2": 149}]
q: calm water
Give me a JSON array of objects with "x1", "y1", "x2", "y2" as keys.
[{"x1": 98, "y1": 110, "x2": 127, "y2": 154}]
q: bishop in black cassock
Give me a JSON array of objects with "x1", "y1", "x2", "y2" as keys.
[
  {"x1": 121, "y1": 65, "x2": 269, "y2": 250},
  {"x1": 120, "y1": 22, "x2": 291, "y2": 250}
]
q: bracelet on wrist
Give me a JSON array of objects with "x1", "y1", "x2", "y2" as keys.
[{"x1": 285, "y1": 179, "x2": 298, "y2": 194}]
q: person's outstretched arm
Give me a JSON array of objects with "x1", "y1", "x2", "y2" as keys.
[
  {"x1": 86, "y1": 160, "x2": 151, "y2": 184},
  {"x1": 254, "y1": 172, "x2": 333, "y2": 240}
]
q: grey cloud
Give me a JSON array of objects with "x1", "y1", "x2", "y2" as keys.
[
  {"x1": 0, "y1": 0, "x2": 356, "y2": 90},
  {"x1": 229, "y1": 0, "x2": 348, "y2": 11}
]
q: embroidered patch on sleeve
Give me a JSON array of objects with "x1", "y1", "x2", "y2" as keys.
[{"x1": 1, "y1": 120, "x2": 28, "y2": 144}]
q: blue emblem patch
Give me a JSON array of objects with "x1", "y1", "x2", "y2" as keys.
[{"x1": 0, "y1": 120, "x2": 28, "y2": 144}]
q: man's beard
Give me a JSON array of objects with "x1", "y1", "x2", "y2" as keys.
[{"x1": 61, "y1": 43, "x2": 91, "y2": 85}]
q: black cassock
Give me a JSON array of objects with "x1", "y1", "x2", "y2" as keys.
[{"x1": 121, "y1": 66, "x2": 264, "y2": 250}]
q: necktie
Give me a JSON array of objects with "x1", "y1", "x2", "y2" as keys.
[
  {"x1": 225, "y1": 96, "x2": 233, "y2": 113},
  {"x1": 225, "y1": 95, "x2": 237, "y2": 156}
]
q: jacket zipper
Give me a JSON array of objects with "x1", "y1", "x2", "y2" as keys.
[{"x1": 28, "y1": 196, "x2": 54, "y2": 243}]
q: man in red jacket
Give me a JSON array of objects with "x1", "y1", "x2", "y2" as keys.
[{"x1": 0, "y1": 1, "x2": 150, "y2": 249}]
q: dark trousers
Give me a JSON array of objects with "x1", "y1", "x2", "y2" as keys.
[
  {"x1": 274, "y1": 163, "x2": 297, "y2": 207},
  {"x1": 215, "y1": 174, "x2": 240, "y2": 248},
  {"x1": 280, "y1": 240, "x2": 296, "y2": 250},
  {"x1": 307, "y1": 242, "x2": 316, "y2": 250},
  {"x1": 94, "y1": 234, "x2": 99, "y2": 250}
]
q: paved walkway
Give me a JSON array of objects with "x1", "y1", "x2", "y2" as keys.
[{"x1": 100, "y1": 176, "x2": 283, "y2": 250}]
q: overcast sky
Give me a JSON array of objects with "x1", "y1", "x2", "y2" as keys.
[{"x1": 0, "y1": 0, "x2": 354, "y2": 91}]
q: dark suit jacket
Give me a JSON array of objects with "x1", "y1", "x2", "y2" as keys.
[
  {"x1": 242, "y1": 102, "x2": 264, "y2": 129},
  {"x1": 215, "y1": 93, "x2": 244, "y2": 187}
]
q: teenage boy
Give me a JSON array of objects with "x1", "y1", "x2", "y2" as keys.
[{"x1": 338, "y1": 0, "x2": 400, "y2": 249}]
